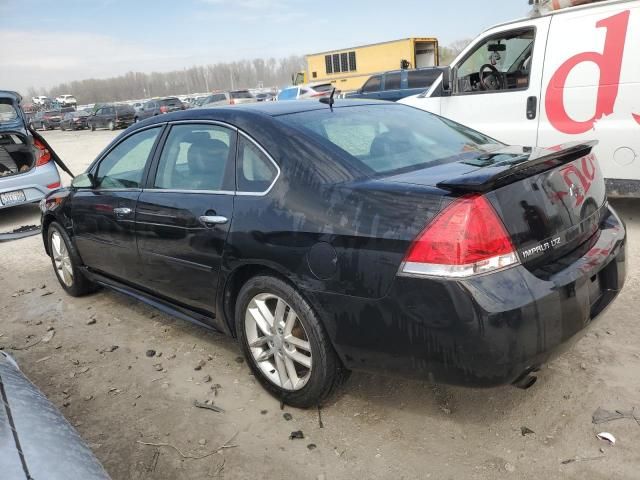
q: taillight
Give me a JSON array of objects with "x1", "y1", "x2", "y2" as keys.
[
  {"x1": 47, "y1": 181, "x2": 61, "y2": 189},
  {"x1": 34, "y1": 138, "x2": 52, "y2": 166},
  {"x1": 160, "y1": 105, "x2": 168, "y2": 113},
  {"x1": 400, "y1": 194, "x2": 519, "y2": 278}
]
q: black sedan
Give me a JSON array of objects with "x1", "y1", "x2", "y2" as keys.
[
  {"x1": 60, "y1": 110, "x2": 90, "y2": 130},
  {"x1": 40, "y1": 100, "x2": 626, "y2": 407}
]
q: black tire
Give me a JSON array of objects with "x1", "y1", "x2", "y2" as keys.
[
  {"x1": 236, "y1": 275, "x2": 349, "y2": 408},
  {"x1": 60, "y1": 124, "x2": 65, "y2": 131},
  {"x1": 47, "y1": 222, "x2": 98, "y2": 297}
]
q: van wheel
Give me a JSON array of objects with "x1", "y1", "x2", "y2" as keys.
[
  {"x1": 108, "y1": 121, "x2": 115, "y2": 131},
  {"x1": 236, "y1": 275, "x2": 349, "y2": 408},
  {"x1": 47, "y1": 222, "x2": 98, "y2": 297},
  {"x1": 90, "y1": 123, "x2": 96, "y2": 131}
]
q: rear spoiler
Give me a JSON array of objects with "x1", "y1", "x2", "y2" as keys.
[{"x1": 436, "y1": 141, "x2": 597, "y2": 193}]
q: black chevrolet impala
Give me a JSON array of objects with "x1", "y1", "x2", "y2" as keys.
[{"x1": 40, "y1": 100, "x2": 626, "y2": 407}]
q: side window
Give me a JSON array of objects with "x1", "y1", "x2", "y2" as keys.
[
  {"x1": 454, "y1": 28, "x2": 534, "y2": 95},
  {"x1": 154, "y1": 124, "x2": 235, "y2": 191},
  {"x1": 408, "y1": 69, "x2": 438, "y2": 88},
  {"x1": 237, "y1": 135, "x2": 278, "y2": 193},
  {"x1": 278, "y1": 88, "x2": 298, "y2": 101},
  {"x1": 362, "y1": 76, "x2": 381, "y2": 93},
  {"x1": 95, "y1": 127, "x2": 161, "y2": 189},
  {"x1": 384, "y1": 73, "x2": 401, "y2": 90}
]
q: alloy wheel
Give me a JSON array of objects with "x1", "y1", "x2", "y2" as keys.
[
  {"x1": 244, "y1": 293, "x2": 312, "y2": 391},
  {"x1": 51, "y1": 231, "x2": 73, "y2": 287}
]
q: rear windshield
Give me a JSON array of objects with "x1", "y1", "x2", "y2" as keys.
[
  {"x1": 279, "y1": 104, "x2": 501, "y2": 176},
  {"x1": 0, "y1": 104, "x2": 18, "y2": 123},
  {"x1": 230, "y1": 91, "x2": 253, "y2": 99},
  {"x1": 161, "y1": 98, "x2": 181, "y2": 106}
]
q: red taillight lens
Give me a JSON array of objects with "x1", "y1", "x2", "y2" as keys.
[
  {"x1": 160, "y1": 105, "x2": 168, "y2": 113},
  {"x1": 401, "y1": 195, "x2": 518, "y2": 278},
  {"x1": 34, "y1": 138, "x2": 51, "y2": 166},
  {"x1": 47, "y1": 181, "x2": 61, "y2": 189}
]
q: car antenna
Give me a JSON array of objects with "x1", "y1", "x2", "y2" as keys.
[{"x1": 319, "y1": 88, "x2": 336, "y2": 111}]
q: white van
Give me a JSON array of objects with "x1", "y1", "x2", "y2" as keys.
[{"x1": 402, "y1": 0, "x2": 640, "y2": 196}]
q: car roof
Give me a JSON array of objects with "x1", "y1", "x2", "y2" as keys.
[{"x1": 131, "y1": 99, "x2": 391, "y2": 129}]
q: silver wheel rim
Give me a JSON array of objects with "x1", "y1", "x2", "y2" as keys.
[
  {"x1": 244, "y1": 293, "x2": 312, "y2": 391},
  {"x1": 51, "y1": 231, "x2": 73, "y2": 287}
]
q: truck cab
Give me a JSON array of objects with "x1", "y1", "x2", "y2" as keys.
[{"x1": 402, "y1": 0, "x2": 640, "y2": 196}]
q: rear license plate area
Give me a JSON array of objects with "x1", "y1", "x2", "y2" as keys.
[
  {"x1": 588, "y1": 273, "x2": 602, "y2": 305},
  {"x1": 0, "y1": 190, "x2": 26, "y2": 206}
]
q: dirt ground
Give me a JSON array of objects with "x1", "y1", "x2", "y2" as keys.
[{"x1": 1, "y1": 129, "x2": 640, "y2": 480}]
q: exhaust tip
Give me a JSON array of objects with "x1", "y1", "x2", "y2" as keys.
[{"x1": 512, "y1": 369, "x2": 538, "y2": 390}]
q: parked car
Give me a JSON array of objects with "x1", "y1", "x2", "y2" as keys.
[
  {"x1": 255, "y1": 92, "x2": 275, "y2": 102},
  {"x1": 30, "y1": 110, "x2": 63, "y2": 130},
  {"x1": 56, "y1": 94, "x2": 77, "y2": 107},
  {"x1": 276, "y1": 83, "x2": 333, "y2": 101},
  {"x1": 135, "y1": 97, "x2": 185, "y2": 122},
  {"x1": 199, "y1": 90, "x2": 256, "y2": 107},
  {"x1": 401, "y1": 0, "x2": 640, "y2": 197},
  {"x1": 41, "y1": 100, "x2": 626, "y2": 407},
  {"x1": 32, "y1": 95, "x2": 52, "y2": 106},
  {"x1": 347, "y1": 67, "x2": 442, "y2": 101},
  {"x1": 0, "y1": 352, "x2": 111, "y2": 479},
  {"x1": 60, "y1": 110, "x2": 90, "y2": 130},
  {"x1": 88, "y1": 104, "x2": 136, "y2": 131},
  {"x1": 1, "y1": 91, "x2": 68, "y2": 211}
]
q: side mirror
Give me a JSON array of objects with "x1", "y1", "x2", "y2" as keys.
[
  {"x1": 441, "y1": 66, "x2": 452, "y2": 95},
  {"x1": 71, "y1": 172, "x2": 95, "y2": 189}
]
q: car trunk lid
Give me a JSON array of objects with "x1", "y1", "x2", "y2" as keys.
[{"x1": 385, "y1": 142, "x2": 606, "y2": 268}]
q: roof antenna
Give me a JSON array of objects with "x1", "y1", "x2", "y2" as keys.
[{"x1": 320, "y1": 88, "x2": 336, "y2": 111}]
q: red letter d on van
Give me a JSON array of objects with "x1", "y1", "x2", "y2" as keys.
[{"x1": 546, "y1": 11, "x2": 630, "y2": 135}]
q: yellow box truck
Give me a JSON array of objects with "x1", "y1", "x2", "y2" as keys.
[{"x1": 294, "y1": 37, "x2": 439, "y2": 92}]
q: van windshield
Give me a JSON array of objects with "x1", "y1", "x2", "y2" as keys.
[{"x1": 279, "y1": 104, "x2": 502, "y2": 176}]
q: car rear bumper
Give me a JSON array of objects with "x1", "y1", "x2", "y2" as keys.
[
  {"x1": 312, "y1": 204, "x2": 626, "y2": 387},
  {"x1": 0, "y1": 162, "x2": 61, "y2": 209}
]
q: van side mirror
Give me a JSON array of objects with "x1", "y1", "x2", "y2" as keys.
[
  {"x1": 441, "y1": 66, "x2": 452, "y2": 95},
  {"x1": 71, "y1": 172, "x2": 95, "y2": 189}
]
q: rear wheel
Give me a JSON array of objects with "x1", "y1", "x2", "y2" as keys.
[
  {"x1": 108, "y1": 120, "x2": 115, "y2": 131},
  {"x1": 47, "y1": 222, "x2": 97, "y2": 297},
  {"x1": 236, "y1": 275, "x2": 348, "y2": 408}
]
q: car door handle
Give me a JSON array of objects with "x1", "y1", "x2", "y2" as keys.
[
  {"x1": 199, "y1": 215, "x2": 228, "y2": 227},
  {"x1": 526, "y1": 96, "x2": 537, "y2": 120},
  {"x1": 113, "y1": 207, "x2": 132, "y2": 216}
]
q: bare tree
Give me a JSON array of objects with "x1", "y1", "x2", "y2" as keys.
[{"x1": 439, "y1": 39, "x2": 474, "y2": 66}]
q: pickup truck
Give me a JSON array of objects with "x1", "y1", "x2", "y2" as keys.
[{"x1": 346, "y1": 67, "x2": 442, "y2": 102}]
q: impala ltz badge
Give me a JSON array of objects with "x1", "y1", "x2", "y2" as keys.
[{"x1": 521, "y1": 237, "x2": 562, "y2": 259}]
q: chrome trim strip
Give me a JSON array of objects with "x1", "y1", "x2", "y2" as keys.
[{"x1": 142, "y1": 188, "x2": 235, "y2": 195}]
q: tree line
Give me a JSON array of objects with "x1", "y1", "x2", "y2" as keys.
[
  {"x1": 28, "y1": 56, "x2": 306, "y2": 105},
  {"x1": 27, "y1": 41, "x2": 471, "y2": 105}
]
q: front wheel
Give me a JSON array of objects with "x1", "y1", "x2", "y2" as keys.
[
  {"x1": 47, "y1": 222, "x2": 98, "y2": 297},
  {"x1": 236, "y1": 275, "x2": 349, "y2": 408}
]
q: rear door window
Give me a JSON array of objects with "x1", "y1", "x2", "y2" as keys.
[
  {"x1": 278, "y1": 88, "x2": 298, "y2": 100},
  {"x1": 95, "y1": 127, "x2": 161, "y2": 189},
  {"x1": 154, "y1": 124, "x2": 235, "y2": 191},
  {"x1": 407, "y1": 69, "x2": 438, "y2": 88},
  {"x1": 384, "y1": 73, "x2": 401, "y2": 90}
]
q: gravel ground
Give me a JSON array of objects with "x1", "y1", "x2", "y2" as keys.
[{"x1": 1, "y1": 129, "x2": 639, "y2": 479}]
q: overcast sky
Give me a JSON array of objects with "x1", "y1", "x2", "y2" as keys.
[{"x1": 0, "y1": 0, "x2": 529, "y2": 94}]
